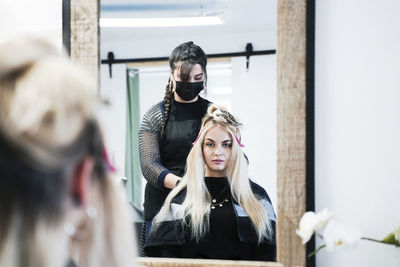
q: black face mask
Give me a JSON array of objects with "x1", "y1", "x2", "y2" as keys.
[{"x1": 174, "y1": 81, "x2": 204, "y2": 101}]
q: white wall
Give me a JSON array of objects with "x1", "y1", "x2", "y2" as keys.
[
  {"x1": 231, "y1": 56, "x2": 277, "y2": 209},
  {"x1": 0, "y1": 0, "x2": 62, "y2": 47},
  {"x1": 99, "y1": 64, "x2": 128, "y2": 176},
  {"x1": 315, "y1": 1, "x2": 400, "y2": 266},
  {"x1": 100, "y1": 28, "x2": 275, "y2": 60}
]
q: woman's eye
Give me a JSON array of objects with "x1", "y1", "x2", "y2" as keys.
[
  {"x1": 205, "y1": 143, "x2": 214, "y2": 147},
  {"x1": 223, "y1": 143, "x2": 232, "y2": 148},
  {"x1": 194, "y1": 74, "x2": 203, "y2": 80}
]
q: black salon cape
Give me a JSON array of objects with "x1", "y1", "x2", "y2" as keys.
[{"x1": 144, "y1": 179, "x2": 276, "y2": 261}]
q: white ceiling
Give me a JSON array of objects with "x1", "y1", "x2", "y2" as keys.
[{"x1": 100, "y1": 0, "x2": 277, "y2": 58}]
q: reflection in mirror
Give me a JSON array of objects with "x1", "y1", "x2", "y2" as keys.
[{"x1": 99, "y1": 0, "x2": 277, "y2": 261}]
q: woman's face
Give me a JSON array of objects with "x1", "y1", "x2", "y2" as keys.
[
  {"x1": 202, "y1": 125, "x2": 232, "y2": 177},
  {"x1": 171, "y1": 63, "x2": 205, "y2": 102}
]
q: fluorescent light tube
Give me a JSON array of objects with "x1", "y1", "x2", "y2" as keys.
[{"x1": 100, "y1": 16, "x2": 223, "y2": 28}]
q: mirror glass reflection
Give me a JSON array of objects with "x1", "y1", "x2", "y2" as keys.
[{"x1": 99, "y1": 0, "x2": 277, "y2": 260}]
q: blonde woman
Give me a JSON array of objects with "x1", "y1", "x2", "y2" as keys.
[
  {"x1": 145, "y1": 105, "x2": 276, "y2": 261},
  {"x1": 0, "y1": 37, "x2": 136, "y2": 267}
]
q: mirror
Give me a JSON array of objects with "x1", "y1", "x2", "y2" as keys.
[
  {"x1": 66, "y1": 0, "x2": 311, "y2": 266},
  {"x1": 99, "y1": 0, "x2": 278, "y2": 228}
]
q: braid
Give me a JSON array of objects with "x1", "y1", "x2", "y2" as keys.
[
  {"x1": 161, "y1": 79, "x2": 174, "y2": 134},
  {"x1": 203, "y1": 105, "x2": 242, "y2": 129}
]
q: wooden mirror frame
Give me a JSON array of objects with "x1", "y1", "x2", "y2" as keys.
[{"x1": 64, "y1": 0, "x2": 314, "y2": 266}]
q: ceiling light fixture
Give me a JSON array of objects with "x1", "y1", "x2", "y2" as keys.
[{"x1": 100, "y1": 16, "x2": 223, "y2": 28}]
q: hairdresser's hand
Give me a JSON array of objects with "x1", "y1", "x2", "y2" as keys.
[{"x1": 163, "y1": 173, "x2": 181, "y2": 189}]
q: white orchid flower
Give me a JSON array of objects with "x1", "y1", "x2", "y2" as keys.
[
  {"x1": 323, "y1": 220, "x2": 361, "y2": 251},
  {"x1": 296, "y1": 209, "x2": 334, "y2": 244},
  {"x1": 296, "y1": 212, "x2": 318, "y2": 244},
  {"x1": 314, "y1": 208, "x2": 334, "y2": 229},
  {"x1": 300, "y1": 210, "x2": 399, "y2": 258}
]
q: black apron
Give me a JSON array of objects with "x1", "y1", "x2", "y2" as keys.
[{"x1": 143, "y1": 97, "x2": 209, "y2": 220}]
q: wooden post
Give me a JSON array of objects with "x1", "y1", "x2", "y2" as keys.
[
  {"x1": 69, "y1": 0, "x2": 99, "y2": 83},
  {"x1": 277, "y1": 0, "x2": 307, "y2": 267}
]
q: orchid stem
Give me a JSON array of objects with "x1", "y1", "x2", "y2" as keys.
[
  {"x1": 361, "y1": 237, "x2": 400, "y2": 247},
  {"x1": 308, "y1": 244, "x2": 326, "y2": 258},
  {"x1": 361, "y1": 237, "x2": 384, "y2": 243}
]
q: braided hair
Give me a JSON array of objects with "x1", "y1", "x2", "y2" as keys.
[
  {"x1": 161, "y1": 41, "x2": 208, "y2": 133},
  {"x1": 203, "y1": 105, "x2": 242, "y2": 130}
]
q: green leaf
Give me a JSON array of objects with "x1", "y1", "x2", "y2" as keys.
[{"x1": 381, "y1": 233, "x2": 400, "y2": 247}]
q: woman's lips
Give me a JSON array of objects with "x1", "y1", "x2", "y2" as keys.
[{"x1": 212, "y1": 159, "x2": 224, "y2": 164}]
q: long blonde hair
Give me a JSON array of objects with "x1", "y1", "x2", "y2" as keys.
[
  {"x1": 154, "y1": 105, "x2": 272, "y2": 243},
  {"x1": 0, "y1": 37, "x2": 136, "y2": 267}
]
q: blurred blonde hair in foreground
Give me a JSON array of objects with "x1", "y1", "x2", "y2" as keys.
[{"x1": 0, "y1": 36, "x2": 136, "y2": 267}]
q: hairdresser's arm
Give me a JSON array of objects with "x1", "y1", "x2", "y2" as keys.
[
  {"x1": 138, "y1": 105, "x2": 181, "y2": 189},
  {"x1": 163, "y1": 173, "x2": 181, "y2": 189}
]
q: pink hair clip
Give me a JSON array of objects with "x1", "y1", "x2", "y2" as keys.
[
  {"x1": 233, "y1": 133, "x2": 245, "y2": 147},
  {"x1": 192, "y1": 129, "x2": 203, "y2": 146},
  {"x1": 103, "y1": 147, "x2": 117, "y2": 173}
]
